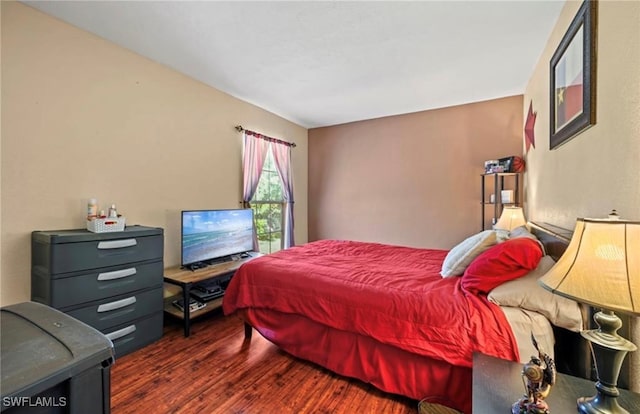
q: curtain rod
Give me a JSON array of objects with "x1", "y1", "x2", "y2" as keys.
[{"x1": 235, "y1": 125, "x2": 296, "y2": 148}]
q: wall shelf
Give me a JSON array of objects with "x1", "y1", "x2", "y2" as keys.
[{"x1": 480, "y1": 173, "x2": 521, "y2": 231}]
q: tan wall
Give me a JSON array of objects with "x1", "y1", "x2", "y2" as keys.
[
  {"x1": 308, "y1": 95, "x2": 523, "y2": 250},
  {"x1": 0, "y1": 1, "x2": 3, "y2": 305},
  {"x1": 524, "y1": 1, "x2": 640, "y2": 226},
  {"x1": 0, "y1": 2, "x2": 308, "y2": 306},
  {"x1": 524, "y1": 1, "x2": 640, "y2": 392}
]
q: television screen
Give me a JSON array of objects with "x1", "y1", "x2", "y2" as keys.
[{"x1": 181, "y1": 209, "x2": 254, "y2": 267}]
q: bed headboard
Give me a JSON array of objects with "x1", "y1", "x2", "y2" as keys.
[
  {"x1": 528, "y1": 221, "x2": 573, "y2": 261},
  {"x1": 528, "y1": 221, "x2": 594, "y2": 380}
]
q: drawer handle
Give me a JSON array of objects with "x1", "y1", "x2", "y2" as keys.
[
  {"x1": 105, "y1": 324, "x2": 136, "y2": 341},
  {"x1": 97, "y1": 267, "x2": 137, "y2": 281},
  {"x1": 97, "y1": 239, "x2": 137, "y2": 249},
  {"x1": 97, "y1": 296, "x2": 137, "y2": 313}
]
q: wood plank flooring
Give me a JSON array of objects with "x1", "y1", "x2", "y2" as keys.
[{"x1": 111, "y1": 310, "x2": 417, "y2": 413}]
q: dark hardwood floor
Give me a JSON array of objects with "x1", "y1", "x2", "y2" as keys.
[{"x1": 111, "y1": 310, "x2": 417, "y2": 413}]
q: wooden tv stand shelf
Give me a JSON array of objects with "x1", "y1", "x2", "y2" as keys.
[{"x1": 163, "y1": 253, "x2": 261, "y2": 337}]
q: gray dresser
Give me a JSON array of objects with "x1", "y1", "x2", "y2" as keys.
[{"x1": 31, "y1": 225, "x2": 164, "y2": 357}]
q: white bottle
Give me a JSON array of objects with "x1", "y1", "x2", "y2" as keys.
[
  {"x1": 108, "y1": 204, "x2": 118, "y2": 218},
  {"x1": 87, "y1": 198, "x2": 98, "y2": 220}
]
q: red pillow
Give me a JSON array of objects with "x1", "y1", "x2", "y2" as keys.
[{"x1": 461, "y1": 238, "x2": 543, "y2": 294}]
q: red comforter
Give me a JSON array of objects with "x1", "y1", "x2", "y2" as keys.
[{"x1": 223, "y1": 240, "x2": 519, "y2": 409}]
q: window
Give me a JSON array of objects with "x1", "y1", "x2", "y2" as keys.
[{"x1": 251, "y1": 148, "x2": 284, "y2": 254}]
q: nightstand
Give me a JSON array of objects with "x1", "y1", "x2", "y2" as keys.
[{"x1": 472, "y1": 353, "x2": 640, "y2": 413}]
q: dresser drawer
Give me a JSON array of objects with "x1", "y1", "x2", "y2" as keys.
[
  {"x1": 32, "y1": 227, "x2": 163, "y2": 275},
  {"x1": 33, "y1": 260, "x2": 163, "y2": 309},
  {"x1": 103, "y1": 312, "x2": 163, "y2": 357},
  {"x1": 66, "y1": 286, "x2": 162, "y2": 331}
]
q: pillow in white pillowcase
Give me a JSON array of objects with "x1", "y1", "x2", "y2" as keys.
[{"x1": 440, "y1": 230, "x2": 497, "y2": 277}]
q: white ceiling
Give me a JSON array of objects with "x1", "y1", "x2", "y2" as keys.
[{"x1": 24, "y1": 1, "x2": 564, "y2": 129}]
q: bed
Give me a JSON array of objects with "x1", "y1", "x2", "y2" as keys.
[{"x1": 222, "y1": 222, "x2": 586, "y2": 413}]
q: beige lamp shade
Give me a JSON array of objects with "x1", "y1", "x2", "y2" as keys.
[
  {"x1": 539, "y1": 218, "x2": 640, "y2": 315},
  {"x1": 494, "y1": 206, "x2": 527, "y2": 231}
]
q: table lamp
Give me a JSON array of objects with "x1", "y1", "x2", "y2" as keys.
[
  {"x1": 494, "y1": 206, "x2": 527, "y2": 231},
  {"x1": 539, "y1": 217, "x2": 639, "y2": 414}
]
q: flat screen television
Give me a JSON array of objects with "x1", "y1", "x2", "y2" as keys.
[{"x1": 181, "y1": 209, "x2": 254, "y2": 269}]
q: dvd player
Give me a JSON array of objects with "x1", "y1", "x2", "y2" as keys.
[{"x1": 190, "y1": 283, "x2": 225, "y2": 302}]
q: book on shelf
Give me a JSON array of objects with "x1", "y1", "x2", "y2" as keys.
[{"x1": 172, "y1": 297, "x2": 206, "y2": 312}]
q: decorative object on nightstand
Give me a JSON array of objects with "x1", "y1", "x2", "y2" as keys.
[
  {"x1": 539, "y1": 215, "x2": 639, "y2": 414},
  {"x1": 495, "y1": 206, "x2": 527, "y2": 231},
  {"x1": 512, "y1": 334, "x2": 557, "y2": 414}
]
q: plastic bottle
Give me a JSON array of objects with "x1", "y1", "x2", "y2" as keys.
[
  {"x1": 87, "y1": 198, "x2": 98, "y2": 220},
  {"x1": 108, "y1": 204, "x2": 118, "y2": 218}
]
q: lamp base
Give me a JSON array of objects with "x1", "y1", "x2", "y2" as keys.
[
  {"x1": 578, "y1": 310, "x2": 637, "y2": 414},
  {"x1": 577, "y1": 394, "x2": 629, "y2": 414}
]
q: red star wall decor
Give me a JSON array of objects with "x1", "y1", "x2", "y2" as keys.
[{"x1": 524, "y1": 101, "x2": 537, "y2": 153}]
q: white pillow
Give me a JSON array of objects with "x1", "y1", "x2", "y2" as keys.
[
  {"x1": 440, "y1": 230, "x2": 497, "y2": 277},
  {"x1": 495, "y1": 229, "x2": 510, "y2": 243},
  {"x1": 488, "y1": 256, "x2": 584, "y2": 332},
  {"x1": 509, "y1": 225, "x2": 546, "y2": 255}
]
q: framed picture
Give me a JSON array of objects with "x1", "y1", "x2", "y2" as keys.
[{"x1": 549, "y1": 0, "x2": 597, "y2": 149}]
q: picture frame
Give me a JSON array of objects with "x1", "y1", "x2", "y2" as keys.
[{"x1": 549, "y1": 0, "x2": 597, "y2": 150}]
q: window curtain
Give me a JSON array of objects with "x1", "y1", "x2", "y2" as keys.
[
  {"x1": 271, "y1": 142, "x2": 295, "y2": 248},
  {"x1": 242, "y1": 133, "x2": 269, "y2": 251}
]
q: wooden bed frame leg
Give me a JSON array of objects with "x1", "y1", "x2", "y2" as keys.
[{"x1": 244, "y1": 322, "x2": 253, "y2": 340}]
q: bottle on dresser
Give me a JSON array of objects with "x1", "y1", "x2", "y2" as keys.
[{"x1": 87, "y1": 198, "x2": 98, "y2": 220}]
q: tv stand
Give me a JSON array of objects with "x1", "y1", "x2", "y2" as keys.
[{"x1": 164, "y1": 252, "x2": 261, "y2": 337}]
